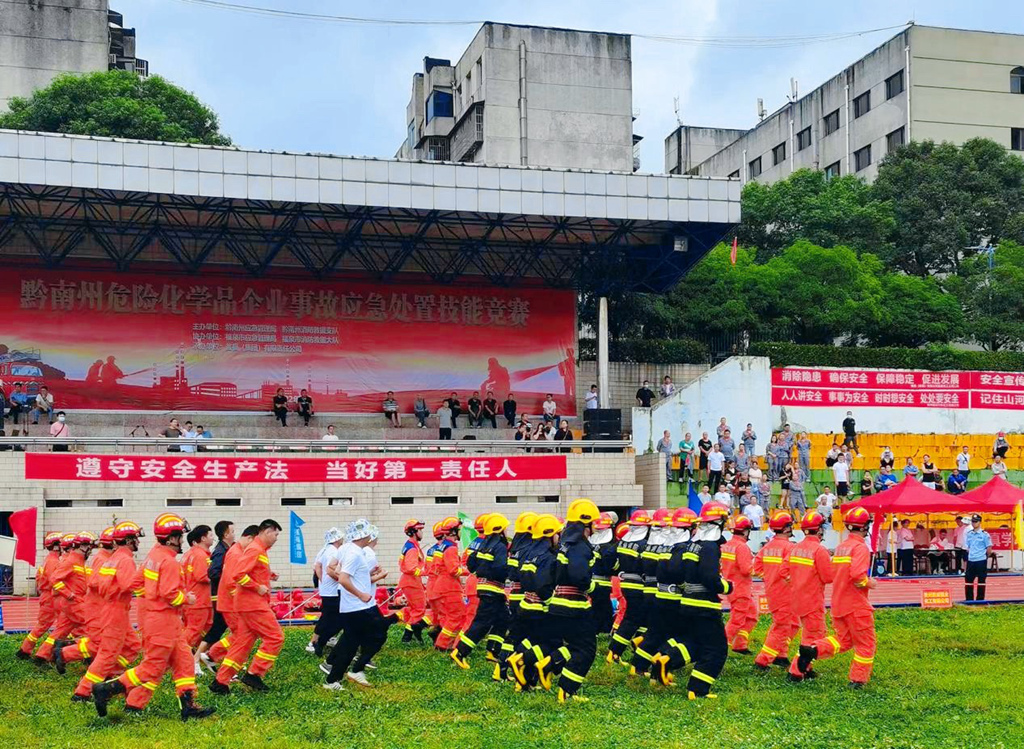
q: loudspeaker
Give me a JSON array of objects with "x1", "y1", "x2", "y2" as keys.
[
  {"x1": 583, "y1": 408, "x2": 621, "y2": 435},
  {"x1": 583, "y1": 433, "x2": 622, "y2": 453}
]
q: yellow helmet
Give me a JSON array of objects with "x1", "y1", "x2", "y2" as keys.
[
  {"x1": 531, "y1": 514, "x2": 563, "y2": 540},
  {"x1": 566, "y1": 498, "x2": 600, "y2": 525},
  {"x1": 514, "y1": 511, "x2": 539, "y2": 535},
  {"x1": 483, "y1": 513, "x2": 510, "y2": 535}
]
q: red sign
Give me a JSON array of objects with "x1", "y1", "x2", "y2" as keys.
[
  {"x1": 4, "y1": 269, "x2": 577, "y2": 415},
  {"x1": 990, "y1": 529, "x2": 1014, "y2": 550},
  {"x1": 771, "y1": 367, "x2": 1024, "y2": 411},
  {"x1": 921, "y1": 590, "x2": 953, "y2": 609},
  {"x1": 24, "y1": 453, "x2": 567, "y2": 483}
]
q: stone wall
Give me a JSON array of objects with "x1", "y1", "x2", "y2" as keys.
[{"x1": 577, "y1": 360, "x2": 709, "y2": 432}]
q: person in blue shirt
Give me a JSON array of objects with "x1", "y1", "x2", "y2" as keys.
[
  {"x1": 902, "y1": 458, "x2": 920, "y2": 481},
  {"x1": 964, "y1": 514, "x2": 993, "y2": 601},
  {"x1": 8, "y1": 382, "x2": 30, "y2": 430},
  {"x1": 876, "y1": 466, "x2": 899, "y2": 491},
  {"x1": 946, "y1": 470, "x2": 968, "y2": 495}
]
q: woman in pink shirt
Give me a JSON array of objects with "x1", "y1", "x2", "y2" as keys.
[{"x1": 49, "y1": 411, "x2": 70, "y2": 452}]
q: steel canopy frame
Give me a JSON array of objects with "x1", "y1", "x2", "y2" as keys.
[{"x1": 0, "y1": 182, "x2": 732, "y2": 293}]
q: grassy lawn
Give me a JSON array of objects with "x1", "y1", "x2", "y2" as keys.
[{"x1": 2, "y1": 606, "x2": 1023, "y2": 749}]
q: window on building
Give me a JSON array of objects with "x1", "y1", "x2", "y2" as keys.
[
  {"x1": 1011, "y1": 66, "x2": 1024, "y2": 94},
  {"x1": 854, "y1": 145, "x2": 872, "y2": 172},
  {"x1": 853, "y1": 92, "x2": 871, "y2": 119},
  {"x1": 886, "y1": 127, "x2": 906, "y2": 153},
  {"x1": 425, "y1": 90, "x2": 454, "y2": 122},
  {"x1": 748, "y1": 156, "x2": 762, "y2": 179},
  {"x1": 165, "y1": 497, "x2": 241, "y2": 508},
  {"x1": 281, "y1": 497, "x2": 305, "y2": 506},
  {"x1": 823, "y1": 109, "x2": 841, "y2": 136},
  {"x1": 1012, "y1": 128, "x2": 1024, "y2": 151},
  {"x1": 407, "y1": 120, "x2": 416, "y2": 152},
  {"x1": 772, "y1": 142, "x2": 787, "y2": 166},
  {"x1": 885, "y1": 70, "x2": 905, "y2": 100},
  {"x1": 727, "y1": 169, "x2": 740, "y2": 179},
  {"x1": 824, "y1": 161, "x2": 841, "y2": 180},
  {"x1": 495, "y1": 495, "x2": 560, "y2": 504},
  {"x1": 796, "y1": 126, "x2": 812, "y2": 151},
  {"x1": 390, "y1": 496, "x2": 414, "y2": 505},
  {"x1": 43, "y1": 498, "x2": 124, "y2": 508},
  {"x1": 434, "y1": 496, "x2": 458, "y2": 504},
  {"x1": 328, "y1": 497, "x2": 353, "y2": 506}
]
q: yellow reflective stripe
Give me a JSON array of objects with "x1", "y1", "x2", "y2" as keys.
[
  {"x1": 827, "y1": 636, "x2": 841, "y2": 651},
  {"x1": 126, "y1": 668, "x2": 143, "y2": 687},
  {"x1": 143, "y1": 569, "x2": 159, "y2": 580},
  {"x1": 519, "y1": 564, "x2": 537, "y2": 573},
  {"x1": 682, "y1": 552, "x2": 699, "y2": 562},
  {"x1": 507, "y1": 559, "x2": 520, "y2": 568},
  {"x1": 237, "y1": 574, "x2": 252, "y2": 585},
  {"x1": 133, "y1": 588, "x2": 145, "y2": 597},
  {"x1": 557, "y1": 553, "x2": 569, "y2": 564},
  {"x1": 475, "y1": 552, "x2": 495, "y2": 561},
  {"x1": 619, "y1": 581, "x2": 645, "y2": 590},
  {"x1": 254, "y1": 650, "x2": 278, "y2": 662},
  {"x1": 549, "y1": 597, "x2": 590, "y2": 609},
  {"x1": 258, "y1": 555, "x2": 270, "y2": 565},
  {"x1": 117, "y1": 656, "x2": 130, "y2": 668},
  {"x1": 680, "y1": 598, "x2": 722, "y2": 610},
  {"x1": 85, "y1": 568, "x2": 93, "y2": 576},
  {"x1": 853, "y1": 654, "x2": 874, "y2": 665},
  {"x1": 759, "y1": 645, "x2": 779, "y2": 658},
  {"x1": 691, "y1": 669, "x2": 716, "y2": 685},
  {"x1": 170, "y1": 591, "x2": 185, "y2": 607},
  {"x1": 85, "y1": 671, "x2": 104, "y2": 683},
  {"x1": 52, "y1": 582, "x2": 66, "y2": 591},
  {"x1": 477, "y1": 584, "x2": 505, "y2": 595},
  {"x1": 79, "y1": 639, "x2": 91, "y2": 658},
  {"x1": 221, "y1": 658, "x2": 243, "y2": 670},
  {"x1": 26, "y1": 633, "x2": 39, "y2": 643},
  {"x1": 73, "y1": 565, "x2": 86, "y2": 573},
  {"x1": 174, "y1": 677, "x2": 196, "y2": 687},
  {"x1": 562, "y1": 668, "x2": 585, "y2": 684},
  {"x1": 459, "y1": 633, "x2": 476, "y2": 648},
  {"x1": 655, "y1": 592, "x2": 682, "y2": 601},
  {"x1": 617, "y1": 547, "x2": 639, "y2": 557},
  {"x1": 140, "y1": 681, "x2": 159, "y2": 692},
  {"x1": 833, "y1": 556, "x2": 852, "y2": 564},
  {"x1": 761, "y1": 557, "x2": 783, "y2": 564},
  {"x1": 99, "y1": 567, "x2": 117, "y2": 576},
  {"x1": 186, "y1": 565, "x2": 194, "y2": 573},
  {"x1": 721, "y1": 552, "x2": 736, "y2": 561},
  {"x1": 44, "y1": 636, "x2": 55, "y2": 645},
  {"x1": 720, "y1": 578, "x2": 732, "y2": 595},
  {"x1": 790, "y1": 557, "x2": 814, "y2": 566},
  {"x1": 519, "y1": 601, "x2": 546, "y2": 612}
]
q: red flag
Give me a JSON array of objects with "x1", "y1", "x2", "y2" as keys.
[
  {"x1": 9, "y1": 507, "x2": 38, "y2": 567},
  {"x1": 730, "y1": 236, "x2": 738, "y2": 265}
]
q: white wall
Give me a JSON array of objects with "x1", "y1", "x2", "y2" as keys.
[{"x1": 776, "y1": 402, "x2": 1024, "y2": 436}]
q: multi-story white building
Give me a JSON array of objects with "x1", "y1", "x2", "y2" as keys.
[
  {"x1": 666, "y1": 25, "x2": 1024, "y2": 184},
  {"x1": 0, "y1": 0, "x2": 147, "y2": 113},
  {"x1": 396, "y1": 22, "x2": 639, "y2": 173}
]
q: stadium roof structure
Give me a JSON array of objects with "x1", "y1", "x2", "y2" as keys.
[{"x1": 0, "y1": 130, "x2": 739, "y2": 294}]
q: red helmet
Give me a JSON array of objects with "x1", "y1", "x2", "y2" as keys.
[
  {"x1": 651, "y1": 508, "x2": 673, "y2": 527},
  {"x1": 671, "y1": 508, "x2": 698, "y2": 528},
  {"x1": 593, "y1": 512, "x2": 615, "y2": 531},
  {"x1": 731, "y1": 516, "x2": 754, "y2": 532},
  {"x1": 699, "y1": 502, "x2": 730, "y2": 524},
  {"x1": 629, "y1": 509, "x2": 652, "y2": 526},
  {"x1": 404, "y1": 518, "x2": 425, "y2": 534},
  {"x1": 59, "y1": 533, "x2": 77, "y2": 550},
  {"x1": 768, "y1": 510, "x2": 795, "y2": 532},
  {"x1": 440, "y1": 517, "x2": 462, "y2": 534},
  {"x1": 614, "y1": 523, "x2": 630, "y2": 540},
  {"x1": 113, "y1": 521, "x2": 144, "y2": 541},
  {"x1": 99, "y1": 527, "x2": 116, "y2": 547},
  {"x1": 432, "y1": 521, "x2": 445, "y2": 540},
  {"x1": 800, "y1": 511, "x2": 825, "y2": 532},
  {"x1": 153, "y1": 513, "x2": 188, "y2": 540},
  {"x1": 843, "y1": 506, "x2": 872, "y2": 529},
  {"x1": 43, "y1": 532, "x2": 63, "y2": 549},
  {"x1": 75, "y1": 531, "x2": 98, "y2": 547}
]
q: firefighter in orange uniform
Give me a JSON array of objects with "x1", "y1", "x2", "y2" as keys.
[
  {"x1": 793, "y1": 506, "x2": 878, "y2": 688},
  {"x1": 753, "y1": 511, "x2": 796, "y2": 671},
  {"x1": 210, "y1": 518, "x2": 285, "y2": 694},
  {"x1": 722, "y1": 515, "x2": 758, "y2": 654},
  {"x1": 202, "y1": 524, "x2": 258, "y2": 671},
  {"x1": 423, "y1": 521, "x2": 447, "y2": 639},
  {"x1": 787, "y1": 511, "x2": 835, "y2": 681},
  {"x1": 433, "y1": 517, "x2": 467, "y2": 651},
  {"x1": 398, "y1": 519, "x2": 429, "y2": 643},
  {"x1": 92, "y1": 513, "x2": 215, "y2": 720},
  {"x1": 17, "y1": 531, "x2": 63, "y2": 660},
  {"x1": 36, "y1": 531, "x2": 95, "y2": 662},
  {"x1": 55, "y1": 526, "x2": 115, "y2": 673},
  {"x1": 72, "y1": 521, "x2": 145, "y2": 701},
  {"x1": 181, "y1": 525, "x2": 215, "y2": 654}
]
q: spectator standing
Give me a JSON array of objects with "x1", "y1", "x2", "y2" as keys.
[
  {"x1": 993, "y1": 432, "x2": 1010, "y2": 459},
  {"x1": 921, "y1": 455, "x2": 939, "y2": 489},
  {"x1": 991, "y1": 454, "x2": 1008, "y2": 479},
  {"x1": 656, "y1": 430, "x2": 674, "y2": 481},
  {"x1": 195, "y1": 425, "x2": 211, "y2": 451},
  {"x1": 742, "y1": 497, "x2": 765, "y2": 529},
  {"x1": 928, "y1": 531, "x2": 954, "y2": 574},
  {"x1": 902, "y1": 458, "x2": 919, "y2": 481},
  {"x1": 842, "y1": 410, "x2": 858, "y2": 452},
  {"x1": 272, "y1": 388, "x2": 289, "y2": 426},
  {"x1": 437, "y1": 400, "x2": 453, "y2": 440},
  {"x1": 467, "y1": 391, "x2": 482, "y2": 427},
  {"x1": 482, "y1": 391, "x2": 498, "y2": 428},
  {"x1": 897, "y1": 520, "x2": 915, "y2": 575},
  {"x1": 49, "y1": 411, "x2": 70, "y2": 452},
  {"x1": 956, "y1": 446, "x2": 971, "y2": 478},
  {"x1": 161, "y1": 417, "x2": 183, "y2": 452},
  {"x1": 697, "y1": 485, "x2": 712, "y2": 505},
  {"x1": 635, "y1": 381, "x2": 654, "y2": 408},
  {"x1": 542, "y1": 394, "x2": 557, "y2": 425},
  {"x1": 448, "y1": 393, "x2": 462, "y2": 428},
  {"x1": 383, "y1": 391, "x2": 401, "y2": 428},
  {"x1": 181, "y1": 421, "x2": 198, "y2": 454},
  {"x1": 716, "y1": 417, "x2": 730, "y2": 442},
  {"x1": 738, "y1": 422, "x2": 755, "y2": 453},
  {"x1": 796, "y1": 432, "x2": 812, "y2": 481},
  {"x1": 584, "y1": 385, "x2": 599, "y2": 411},
  {"x1": 860, "y1": 471, "x2": 875, "y2": 498},
  {"x1": 747, "y1": 459, "x2": 763, "y2": 490},
  {"x1": 697, "y1": 432, "x2": 712, "y2": 482},
  {"x1": 789, "y1": 472, "x2": 806, "y2": 517},
  {"x1": 707, "y1": 442, "x2": 725, "y2": 493},
  {"x1": 659, "y1": 375, "x2": 675, "y2": 399},
  {"x1": 953, "y1": 517, "x2": 969, "y2": 573},
  {"x1": 734, "y1": 443, "x2": 749, "y2": 473},
  {"x1": 778, "y1": 424, "x2": 795, "y2": 457},
  {"x1": 502, "y1": 394, "x2": 517, "y2": 427},
  {"x1": 678, "y1": 432, "x2": 695, "y2": 483},
  {"x1": 322, "y1": 425, "x2": 340, "y2": 442},
  {"x1": 413, "y1": 395, "x2": 430, "y2": 429},
  {"x1": 31, "y1": 385, "x2": 55, "y2": 425},
  {"x1": 756, "y1": 476, "x2": 772, "y2": 515},
  {"x1": 779, "y1": 460, "x2": 795, "y2": 510},
  {"x1": 297, "y1": 389, "x2": 314, "y2": 427},
  {"x1": 719, "y1": 429, "x2": 736, "y2": 462}
]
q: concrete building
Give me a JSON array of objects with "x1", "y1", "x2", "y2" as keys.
[
  {"x1": 668, "y1": 25, "x2": 1024, "y2": 184},
  {"x1": 396, "y1": 22, "x2": 639, "y2": 172},
  {"x1": 0, "y1": 0, "x2": 147, "y2": 113},
  {"x1": 664, "y1": 125, "x2": 745, "y2": 175}
]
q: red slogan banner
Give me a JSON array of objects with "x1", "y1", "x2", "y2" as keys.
[
  {"x1": 771, "y1": 367, "x2": 1024, "y2": 410},
  {"x1": 24, "y1": 453, "x2": 568, "y2": 483}
]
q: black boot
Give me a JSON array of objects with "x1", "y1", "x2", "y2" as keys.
[
  {"x1": 797, "y1": 644, "x2": 817, "y2": 676},
  {"x1": 71, "y1": 693, "x2": 91, "y2": 703},
  {"x1": 401, "y1": 628, "x2": 414, "y2": 643},
  {"x1": 771, "y1": 656, "x2": 791, "y2": 667},
  {"x1": 53, "y1": 640, "x2": 69, "y2": 675},
  {"x1": 208, "y1": 679, "x2": 230, "y2": 695},
  {"x1": 413, "y1": 623, "x2": 426, "y2": 643},
  {"x1": 15, "y1": 649, "x2": 30, "y2": 660},
  {"x1": 179, "y1": 690, "x2": 215, "y2": 721},
  {"x1": 92, "y1": 679, "x2": 126, "y2": 717},
  {"x1": 240, "y1": 672, "x2": 269, "y2": 692}
]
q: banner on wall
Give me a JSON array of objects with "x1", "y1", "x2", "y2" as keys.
[
  {"x1": 24, "y1": 453, "x2": 569, "y2": 483},
  {"x1": 3, "y1": 269, "x2": 578, "y2": 415},
  {"x1": 771, "y1": 367, "x2": 1024, "y2": 410}
]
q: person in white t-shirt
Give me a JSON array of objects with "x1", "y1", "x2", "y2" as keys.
[
  {"x1": 742, "y1": 497, "x2": 765, "y2": 529},
  {"x1": 542, "y1": 394, "x2": 558, "y2": 425},
  {"x1": 323, "y1": 520, "x2": 389, "y2": 690},
  {"x1": 816, "y1": 489, "x2": 836, "y2": 529},
  {"x1": 832, "y1": 453, "x2": 851, "y2": 499},
  {"x1": 322, "y1": 425, "x2": 340, "y2": 441},
  {"x1": 308, "y1": 528, "x2": 344, "y2": 655},
  {"x1": 956, "y1": 446, "x2": 971, "y2": 478},
  {"x1": 928, "y1": 529, "x2": 954, "y2": 574},
  {"x1": 713, "y1": 488, "x2": 731, "y2": 506},
  {"x1": 991, "y1": 455, "x2": 1008, "y2": 479}
]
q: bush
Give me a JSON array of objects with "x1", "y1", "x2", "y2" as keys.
[
  {"x1": 578, "y1": 338, "x2": 710, "y2": 364},
  {"x1": 749, "y1": 342, "x2": 1024, "y2": 371}
]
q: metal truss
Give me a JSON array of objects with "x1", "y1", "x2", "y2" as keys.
[{"x1": 0, "y1": 183, "x2": 732, "y2": 293}]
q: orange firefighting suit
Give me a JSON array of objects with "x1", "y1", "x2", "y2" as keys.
[
  {"x1": 721, "y1": 534, "x2": 757, "y2": 653},
  {"x1": 20, "y1": 549, "x2": 61, "y2": 656},
  {"x1": 59, "y1": 546, "x2": 111, "y2": 663},
  {"x1": 787, "y1": 534, "x2": 835, "y2": 654},
  {"x1": 35, "y1": 549, "x2": 88, "y2": 660},
  {"x1": 398, "y1": 539, "x2": 428, "y2": 628},
  {"x1": 181, "y1": 544, "x2": 214, "y2": 648},
  {"x1": 433, "y1": 538, "x2": 467, "y2": 650},
  {"x1": 208, "y1": 542, "x2": 244, "y2": 663},
  {"x1": 753, "y1": 536, "x2": 796, "y2": 668}
]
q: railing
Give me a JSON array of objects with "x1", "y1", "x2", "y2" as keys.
[{"x1": 0, "y1": 437, "x2": 632, "y2": 455}]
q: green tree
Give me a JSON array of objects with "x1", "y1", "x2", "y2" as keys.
[
  {"x1": 738, "y1": 169, "x2": 894, "y2": 261},
  {"x1": 868, "y1": 271, "x2": 964, "y2": 347},
  {"x1": 948, "y1": 241, "x2": 1024, "y2": 351},
  {"x1": 0, "y1": 70, "x2": 231, "y2": 146}
]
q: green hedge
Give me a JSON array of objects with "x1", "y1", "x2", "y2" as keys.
[
  {"x1": 749, "y1": 342, "x2": 1024, "y2": 371},
  {"x1": 578, "y1": 338, "x2": 711, "y2": 364}
]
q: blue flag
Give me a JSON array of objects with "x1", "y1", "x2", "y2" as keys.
[
  {"x1": 289, "y1": 510, "x2": 307, "y2": 565},
  {"x1": 687, "y1": 481, "x2": 703, "y2": 515}
]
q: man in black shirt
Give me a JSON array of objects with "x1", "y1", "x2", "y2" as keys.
[
  {"x1": 161, "y1": 417, "x2": 182, "y2": 453},
  {"x1": 272, "y1": 388, "x2": 289, "y2": 426},
  {"x1": 197, "y1": 520, "x2": 234, "y2": 669},
  {"x1": 636, "y1": 380, "x2": 654, "y2": 408},
  {"x1": 482, "y1": 391, "x2": 498, "y2": 428},
  {"x1": 297, "y1": 389, "x2": 314, "y2": 426},
  {"x1": 467, "y1": 391, "x2": 483, "y2": 427},
  {"x1": 449, "y1": 392, "x2": 461, "y2": 428},
  {"x1": 841, "y1": 410, "x2": 858, "y2": 453},
  {"x1": 503, "y1": 394, "x2": 517, "y2": 427}
]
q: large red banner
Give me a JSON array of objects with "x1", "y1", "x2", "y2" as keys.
[
  {"x1": 3, "y1": 269, "x2": 577, "y2": 415},
  {"x1": 771, "y1": 367, "x2": 1024, "y2": 410},
  {"x1": 24, "y1": 453, "x2": 568, "y2": 483}
]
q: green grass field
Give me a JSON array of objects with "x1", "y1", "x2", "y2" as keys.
[{"x1": 3, "y1": 606, "x2": 1023, "y2": 749}]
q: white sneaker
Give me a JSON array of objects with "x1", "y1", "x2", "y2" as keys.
[
  {"x1": 346, "y1": 671, "x2": 372, "y2": 689},
  {"x1": 319, "y1": 662, "x2": 331, "y2": 676},
  {"x1": 194, "y1": 661, "x2": 204, "y2": 677},
  {"x1": 199, "y1": 653, "x2": 218, "y2": 674},
  {"x1": 322, "y1": 681, "x2": 345, "y2": 692},
  {"x1": 305, "y1": 641, "x2": 316, "y2": 654},
  {"x1": 364, "y1": 661, "x2": 377, "y2": 670}
]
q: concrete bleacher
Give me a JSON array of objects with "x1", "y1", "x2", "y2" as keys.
[{"x1": 805, "y1": 432, "x2": 1021, "y2": 471}]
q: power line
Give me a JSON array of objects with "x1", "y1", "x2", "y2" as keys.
[{"x1": 168, "y1": 0, "x2": 908, "y2": 48}]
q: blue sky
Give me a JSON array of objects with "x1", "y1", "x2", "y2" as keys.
[{"x1": 132, "y1": 0, "x2": 1020, "y2": 171}]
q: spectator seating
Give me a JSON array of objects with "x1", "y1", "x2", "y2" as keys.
[{"x1": 802, "y1": 432, "x2": 1021, "y2": 471}]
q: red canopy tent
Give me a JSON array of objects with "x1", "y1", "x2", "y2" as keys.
[
  {"x1": 845, "y1": 477, "x2": 978, "y2": 515},
  {"x1": 960, "y1": 477, "x2": 1024, "y2": 514}
]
